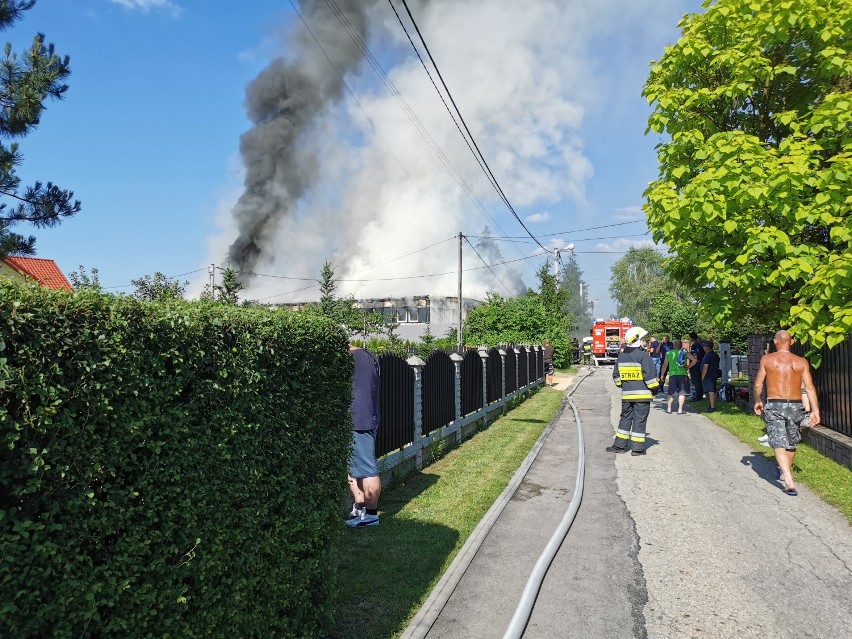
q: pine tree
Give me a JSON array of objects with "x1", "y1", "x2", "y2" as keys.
[{"x1": 0, "y1": 1, "x2": 80, "y2": 258}]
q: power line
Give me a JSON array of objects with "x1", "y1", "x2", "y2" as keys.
[
  {"x1": 102, "y1": 267, "x2": 207, "y2": 290},
  {"x1": 473, "y1": 232, "x2": 651, "y2": 245},
  {"x1": 466, "y1": 219, "x2": 648, "y2": 240},
  {"x1": 309, "y1": 0, "x2": 521, "y2": 250},
  {"x1": 463, "y1": 235, "x2": 515, "y2": 296},
  {"x1": 393, "y1": 0, "x2": 549, "y2": 253}
]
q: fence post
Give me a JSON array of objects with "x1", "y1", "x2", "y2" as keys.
[
  {"x1": 407, "y1": 355, "x2": 426, "y2": 471},
  {"x1": 499, "y1": 348, "x2": 507, "y2": 401},
  {"x1": 451, "y1": 352, "x2": 464, "y2": 445},
  {"x1": 513, "y1": 346, "x2": 521, "y2": 395},
  {"x1": 479, "y1": 347, "x2": 489, "y2": 409},
  {"x1": 533, "y1": 345, "x2": 541, "y2": 382}
]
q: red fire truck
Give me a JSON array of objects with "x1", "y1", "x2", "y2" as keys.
[{"x1": 590, "y1": 317, "x2": 634, "y2": 366}]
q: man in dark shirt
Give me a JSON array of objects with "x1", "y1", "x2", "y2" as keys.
[
  {"x1": 700, "y1": 340, "x2": 721, "y2": 412},
  {"x1": 346, "y1": 345, "x2": 382, "y2": 528},
  {"x1": 543, "y1": 339, "x2": 555, "y2": 386},
  {"x1": 689, "y1": 331, "x2": 704, "y2": 401}
]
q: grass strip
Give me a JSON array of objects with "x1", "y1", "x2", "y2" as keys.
[
  {"x1": 330, "y1": 387, "x2": 565, "y2": 639},
  {"x1": 696, "y1": 399, "x2": 852, "y2": 524}
]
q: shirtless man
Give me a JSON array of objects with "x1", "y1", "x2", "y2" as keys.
[{"x1": 753, "y1": 330, "x2": 821, "y2": 495}]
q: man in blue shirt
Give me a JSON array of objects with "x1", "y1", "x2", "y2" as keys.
[{"x1": 346, "y1": 345, "x2": 382, "y2": 528}]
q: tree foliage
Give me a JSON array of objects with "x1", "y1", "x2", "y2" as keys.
[
  {"x1": 0, "y1": 1, "x2": 80, "y2": 258},
  {"x1": 608, "y1": 247, "x2": 672, "y2": 326},
  {"x1": 67, "y1": 264, "x2": 101, "y2": 292},
  {"x1": 201, "y1": 264, "x2": 244, "y2": 305},
  {"x1": 308, "y1": 260, "x2": 386, "y2": 338},
  {"x1": 130, "y1": 272, "x2": 188, "y2": 302},
  {"x1": 464, "y1": 262, "x2": 574, "y2": 367},
  {"x1": 643, "y1": 0, "x2": 852, "y2": 361},
  {"x1": 558, "y1": 251, "x2": 592, "y2": 337}
]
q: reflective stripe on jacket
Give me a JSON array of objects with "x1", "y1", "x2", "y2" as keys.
[{"x1": 612, "y1": 347, "x2": 659, "y2": 401}]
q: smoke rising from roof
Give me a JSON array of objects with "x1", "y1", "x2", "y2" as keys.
[{"x1": 227, "y1": 0, "x2": 375, "y2": 274}]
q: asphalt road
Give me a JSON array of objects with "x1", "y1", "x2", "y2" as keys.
[{"x1": 402, "y1": 367, "x2": 852, "y2": 638}]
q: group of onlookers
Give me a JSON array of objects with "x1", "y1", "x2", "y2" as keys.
[{"x1": 646, "y1": 332, "x2": 721, "y2": 413}]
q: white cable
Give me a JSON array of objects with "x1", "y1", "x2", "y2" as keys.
[{"x1": 502, "y1": 382, "x2": 588, "y2": 638}]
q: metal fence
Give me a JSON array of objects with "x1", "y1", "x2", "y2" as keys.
[
  {"x1": 377, "y1": 354, "x2": 414, "y2": 457},
  {"x1": 505, "y1": 349, "x2": 517, "y2": 395},
  {"x1": 422, "y1": 351, "x2": 455, "y2": 436},
  {"x1": 373, "y1": 345, "x2": 546, "y2": 470},
  {"x1": 792, "y1": 337, "x2": 851, "y2": 438},
  {"x1": 748, "y1": 334, "x2": 851, "y2": 438},
  {"x1": 518, "y1": 347, "x2": 529, "y2": 388},
  {"x1": 461, "y1": 349, "x2": 483, "y2": 416}
]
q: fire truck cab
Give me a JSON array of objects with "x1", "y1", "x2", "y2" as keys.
[{"x1": 590, "y1": 317, "x2": 634, "y2": 366}]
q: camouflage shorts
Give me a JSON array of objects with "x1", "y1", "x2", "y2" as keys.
[{"x1": 764, "y1": 401, "x2": 808, "y2": 450}]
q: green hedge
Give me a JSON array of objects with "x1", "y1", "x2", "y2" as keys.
[{"x1": 0, "y1": 283, "x2": 352, "y2": 637}]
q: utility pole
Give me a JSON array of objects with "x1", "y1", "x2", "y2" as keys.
[
  {"x1": 457, "y1": 232, "x2": 463, "y2": 352},
  {"x1": 208, "y1": 263, "x2": 216, "y2": 301}
]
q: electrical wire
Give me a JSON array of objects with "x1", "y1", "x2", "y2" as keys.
[
  {"x1": 312, "y1": 0, "x2": 521, "y2": 249},
  {"x1": 102, "y1": 267, "x2": 207, "y2": 290},
  {"x1": 463, "y1": 235, "x2": 516, "y2": 296},
  {"x1": 393, "y1": 0, "x2": 549, "y2": 253},
  {"x1": 466, "y1": 218, "x2": 648, "y2": 240}
]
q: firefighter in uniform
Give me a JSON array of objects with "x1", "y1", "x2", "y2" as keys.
[{"x1": 606, "y1": 326, "x2": 660, "y2": 455}]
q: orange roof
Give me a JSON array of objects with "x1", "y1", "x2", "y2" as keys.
[{"x1": 3, "y1": 256, "x2": 72, "y2": 291}]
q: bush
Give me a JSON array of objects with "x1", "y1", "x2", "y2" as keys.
[{"x1": 0, "y1": 283, "x2": 352, "y2": 638}]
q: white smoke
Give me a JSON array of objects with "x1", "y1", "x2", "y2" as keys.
[{"x1": 203, "y1": 0, "x2": 685, "y2": 303}]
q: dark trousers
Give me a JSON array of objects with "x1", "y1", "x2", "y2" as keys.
[
  {"x1": 689, "y1": 365, "x2": 703, "y2": 400},
  {"x1": 612, "y1": 401, "x2": 651, "y2": 451}
]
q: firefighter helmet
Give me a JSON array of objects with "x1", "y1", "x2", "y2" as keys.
[{"x1": 624, "y1": 326, "x2": 649, "y2": 346}]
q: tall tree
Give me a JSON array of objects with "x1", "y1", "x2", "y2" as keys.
[
  {"x1": 642, "y1": 0, "x2": 852, "y2": 359},
  {"x1": 0, "y1": 1, "x2": 80, "y2": 258},
  {"x1": 558, "y1": 251, "x2": 592, "y2": 337},
  {"x1": 311, "y1": 260, "x2": 385, "y2": 337},
  {"x1": 609, "y1": 247, "x2": 669, "y2": 326},
  {"x1": 200, "y1": 264, "x2": 244, "y2": 305}
]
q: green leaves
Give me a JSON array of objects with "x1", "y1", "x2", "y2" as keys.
[
  {"x1": 0, "y1": 283, "x2": 351, "y2": 637},
  {"x1": 643, "y1": 0, "x2": 852, "y2": 360}
]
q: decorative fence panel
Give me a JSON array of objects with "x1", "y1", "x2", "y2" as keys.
[
  {"x1": 377, "y1": 354, "x2": 414, "y2": 457},
  {"x1": 486, "y1": 347, "x2": 502, "y2": 404},
  {"x1": 536, "y1": 347, "x2": 544, "y2": 379},
  {"x1": 748, "y1": 335, "x2": 852, "y2": 438},
  {"x1": 422, "y1": 351, "x2": 456, "y2": 436},
  {"x1": 529, "y1": 348, "x2": 538, "y2": 383},
  {"x1": 517, "y1": 347, "x2": 529, "y2": 388},
  {"x1": 461, "y1": 348, "x2": 484, "y2": 416},
  {"x1": 792, "y1": 338, "x2": 852, "y2": 438},
  {"x1": 504, "y1": 348, "x2": 517, "y2": 395}
]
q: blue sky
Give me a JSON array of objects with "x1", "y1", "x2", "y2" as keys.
[{"x1": 14, "y1": 0, "x2": 701, "y2": 317}]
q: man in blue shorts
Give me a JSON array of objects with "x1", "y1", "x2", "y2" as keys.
[
  {"x1": 346, "y1": 345, "x2": 382, "y2": 528},
  {"x1": 753, "y1": 330, "x2": 821, "y2": 495}
]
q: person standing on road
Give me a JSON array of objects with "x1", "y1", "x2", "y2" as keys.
[
  {"x1": 700, "y1": 340, "x2": 721, "y2": 412},
  {"x1": 544, "y1": 338, "x2": 555, "y2": 386},
  {"x1": 607, "y1": 326, "x2": 661, "y2": 456},
  {"x1": 688, "y1": 331, "x2": 704, "y2": 401},
  {"x1": 659, "y1": 339, "x2": 690, "y2": 414},
  {"x1": 648, "y1": 335, "x2": 662, "y2": 378},
  {"x1": 346, "y1": 345, "x2": 382, "y2": 528},
  {"x1": 753, "y1": 330, "x2": 821, "y2": 496}
]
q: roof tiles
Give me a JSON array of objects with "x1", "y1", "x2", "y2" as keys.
[{"x1": 3, "y1": 256, "x2": 72, "y2": 291}]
